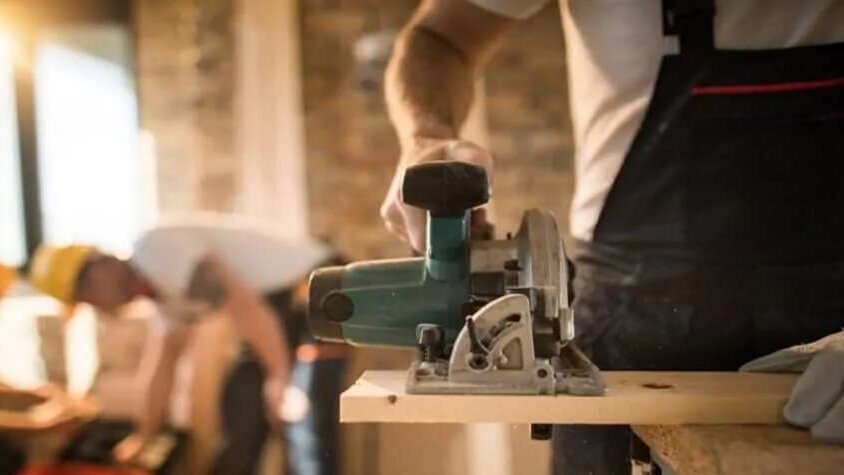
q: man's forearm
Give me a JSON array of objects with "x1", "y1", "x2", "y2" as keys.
[
  {"x1": 139, "y1": 354, "x2": 176, "y2": 436},
  {"x1": 224, "y1": 284, "x2": 289, "y2": 379},
  {"x1": 136, "y1": 324, "x2": 185, "y2": 437},
  {"x1": 385, "y1": 24, "x2": 475, "y2": 150},
  {"x1": 187, "y1": 256, "x2": 289, "y2": 379},
  {"x1": 386, "y1": 0, "x2": 513, "y2": 151}
]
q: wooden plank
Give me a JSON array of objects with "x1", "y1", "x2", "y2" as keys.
[
  {"x1": 341, "y1": 371, "x2": 798, "y2": 425},
  {"x1": 633, "y1": 425, "x2": 844, "y2": 475}
]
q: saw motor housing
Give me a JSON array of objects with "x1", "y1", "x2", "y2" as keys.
[{"x1": 308, "y1": 161, "x2": 604, "y2": 396}]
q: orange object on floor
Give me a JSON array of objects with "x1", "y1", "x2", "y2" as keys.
[{"x1": 19, "y1": 463, "x2": 149, "y2": 475}]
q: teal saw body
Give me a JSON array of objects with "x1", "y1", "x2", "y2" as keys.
[
  {"x1": 309, "y1": 257, "x2": 470, "y2": 347},
  {"x1": 308, "y1": 162, "x2": 486, "y2": 348}
]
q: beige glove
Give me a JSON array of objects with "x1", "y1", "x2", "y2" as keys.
[{"x1": 741, "y1": 330, "x2": 844, "y2": 443}]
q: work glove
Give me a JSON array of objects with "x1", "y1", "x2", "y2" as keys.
[
  {"x1": 740, "y1": 330, "x2": 844, "y2": 443},
  {"x1": 380, "y1": 139, "x2": 494, "y2": 252}
]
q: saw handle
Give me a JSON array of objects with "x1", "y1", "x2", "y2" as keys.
[
  {"x1": 402, "y1": 161, "x2": 490, "y2": 217},
  {"x1": 402, "y1": 161, "x2": 490, "y2": 282}
]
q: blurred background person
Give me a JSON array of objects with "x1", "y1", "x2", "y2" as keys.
[{"x1": 27, "y1": 214, "x2": 347, "y2": 474}]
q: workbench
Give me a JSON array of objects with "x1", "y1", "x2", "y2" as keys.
[
  {"x1": 632, "y1": 425, "x2": 844, "y2": 475},
  {"x1": 341, "y1": 371, "x2": 844, "y2": 474},
  {"x1": 341, "y1": 370, "x2": 795, "y2": 424}
]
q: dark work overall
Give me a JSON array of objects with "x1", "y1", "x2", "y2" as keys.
[{"x1": 553, "y1": 1, "x2": 844, "y2": 473}]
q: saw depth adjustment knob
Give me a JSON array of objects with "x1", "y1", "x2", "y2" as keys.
[
  {"x1": 402, "y1": 161, "x2": 490, "y2": 217},
  {"x1": 416, "y1": 324, "x2": 445, "y2": 363}
]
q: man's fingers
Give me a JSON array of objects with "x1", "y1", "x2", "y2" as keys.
[
  {"x1": 400, "y1": 204, "x2": 427, "y2": 253},
  {"x1": 448, "y1": 141, "x2": 489, "y2": 163},
  {"x1": 380, "y1": 164, "x2": 414, "y2": 243},
  {"x1": 384, "y1": 216, "x2": 409, "y2": 243},
  {"x1": 448, "y1": 142, "x2": 494, "y2": 182},
  {"x1": 784, "y1": 343, "x2": 844, "y2": 428},
  {"x1": 381, "y1": 198, "x2": 410, "y2": 241},
  {"x1": 391, "y1": 165, "x2": 426, "y2": 251}
]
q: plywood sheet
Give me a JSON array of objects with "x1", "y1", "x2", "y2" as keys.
[{"x1": 341, "y1": 371, "x2": 797, "y2": 425}]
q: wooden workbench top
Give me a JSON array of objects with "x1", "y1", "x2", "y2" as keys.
[
  {"x1": 340, "y1": 370, "x2": 797, "y2": 425},
  {"x1": 633, "y1": 425, "x2": 844, "y2": 475}
]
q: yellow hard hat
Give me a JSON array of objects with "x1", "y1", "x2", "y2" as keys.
[
  {"x1": 28, "y1": 244, "x2": 96, "y2": 303},
  {"x1": 0, "y1": 263, "x2": 16, "y2": 297}
]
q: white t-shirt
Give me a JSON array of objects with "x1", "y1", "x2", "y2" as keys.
[
  {"x1": 469, "y1": 0, "x2": 844, "y2": 240},
  {"x1": 131, "y1": 213, "x2": 331, "y2": 308}
]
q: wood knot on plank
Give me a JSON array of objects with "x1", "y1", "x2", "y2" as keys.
[
  {"x1": 387, "y1": 394, "x2": 398, "y2": 404},
  {"x1": 642, "y1": 383, "x2": 674, "y2": 390}
]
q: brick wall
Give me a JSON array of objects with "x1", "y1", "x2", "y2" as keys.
[
  {"x1": 302, "y1": 1, "x2": 573, "y2": 260},
  {"x1": 135, "y1": 0, "x2": 238, "y2": 213},
  {"x1": 300, "y1": 0, "x2": 416, "y2": 260}
]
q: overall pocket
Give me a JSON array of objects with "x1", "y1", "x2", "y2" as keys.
[{"x1": 685, "y1": 71, "x2": 844, "y2": 259}]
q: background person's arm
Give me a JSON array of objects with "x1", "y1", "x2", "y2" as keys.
[
  {"x1": 185, "y1": 254, "x2": 290, "y2": 422},
  {"x1": 381, "y1": 0, "x2": 516, "y2": 250},
  {"x1": 114, "y1": 318, "x2": 188, "y2": 463},
  {"x1": 115, "y1": 253, "x2": 291, "y2": 463}
]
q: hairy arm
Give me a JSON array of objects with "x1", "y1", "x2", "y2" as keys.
[
  {"x1": 187, "y1": 255, "x2": 289, "y2": 384},
  {"x1": 386, "y1": 0, "x2": 514, "y2": 149},
  {"x1": 381, "y1": 0, "x2": 515, "y2": 249}
]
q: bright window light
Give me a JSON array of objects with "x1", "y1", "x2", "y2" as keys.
[
  {"x1": 0, "y1": 30, "x2": 14, "y2": 60},
  {"x1": 0, "y1": 29, "x2": 26, "y2": 266},
  {"x1": 35, "y1": 26, "x2": 144, "y2": 255}
]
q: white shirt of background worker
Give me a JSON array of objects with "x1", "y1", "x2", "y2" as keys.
[{"x1": 28, "y1": 213, "x2": 330, "y2": 462}]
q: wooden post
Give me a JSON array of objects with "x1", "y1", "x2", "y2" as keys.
[{"x1": 235, "y1": 0, "x2": 309, "y2": 238}]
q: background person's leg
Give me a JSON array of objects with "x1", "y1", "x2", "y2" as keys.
[
  {"x1": 286, "y1": 357, "x2": 347, "y2": 475},
  {"x1": 212, "y1": 357, "x2": 269, "y2": 475}
]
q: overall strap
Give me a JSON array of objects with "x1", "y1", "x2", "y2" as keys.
[{"x1": 662, "y1": 0, "x2": 715, "y2": 54}]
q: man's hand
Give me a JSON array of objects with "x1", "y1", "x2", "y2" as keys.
[
  {"x1": 380, "y1": 139, "x2": 494, "y2": 251},
  {"x1": 113, "y1": 432, "x2": 149, "y2": 464},
  {"x1": 741, "y1": 330, "x2": 844, "y2": 443}
]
